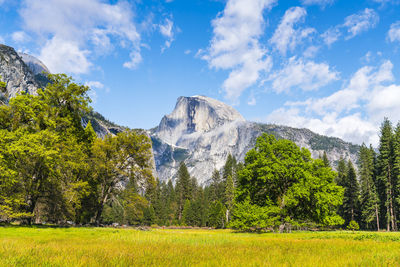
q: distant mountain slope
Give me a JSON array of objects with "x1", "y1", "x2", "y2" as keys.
[{"x1": 151, "y1": 96, "x2": 360, "y2": 185}]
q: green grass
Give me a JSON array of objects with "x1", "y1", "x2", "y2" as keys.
[{"x1": 1, "y1": 227, "x2": 400, "y2": 266}]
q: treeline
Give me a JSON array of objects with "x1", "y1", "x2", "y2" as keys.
[
  {"x1": 0, "y1": 74, "x2": 154, "y2": 225},
  {"x1": 120, "y1": 135, "x2": 345, "y2": 231},
  {"x1": 338, "y1": 118, "x2": 400, "y2": 231},
  {"x1": 103, "y1": 155, "x2": 239, "y2": 228}
]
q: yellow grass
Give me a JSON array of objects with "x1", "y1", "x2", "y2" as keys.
[{"x1": 1, "y1": 227, "x2": 400, "y2": 266}]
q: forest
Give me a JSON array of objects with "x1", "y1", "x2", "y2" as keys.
[{"x1": 0, "y1": 74, "x2": 399, "y2": 232}]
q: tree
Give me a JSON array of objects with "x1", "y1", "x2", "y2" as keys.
[
  {"x1": 208, "y1": 200, "x2": 226, "y2": 228},
  {"x1": 359, "y1": 144, "x2": 380, "y2": 230},
  {"x1": 342, "y1": 160, "x2": 360, "y2": 225},
  {"x1": 224, "y1": 174, "x2": 235, "y2": 222},
  {"x1": 175, "y1": 162, "x2": 191, "y2": 221},
  {"x1": 234, "y1": 134, "x2": 344, "y2": 230},
  {"x1": 377, "y1": 118, "x2": 396, "y2": 231},
  {"x1": 322, "y1": 151, "x2": 330, "y2": 167},
  {"x1": 91, "y1": 130, "x2": 154, "y2": 224}
]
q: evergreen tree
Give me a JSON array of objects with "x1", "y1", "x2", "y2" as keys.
[
  {"x1": 393, "y1": 123, "x2": 400, "y2": 229},
  {"x1": 342, "y1": 160, "x2": 360, "y2": 225},
  {"x1": 322, "y1": 151, "x2": 330, "y2": 167},
  {"x1": 175, "y1": 162, "x2": 191, "y2": 221},
  {"x1": 377, "y1": 118, "x2": 396, "y2": 231},
  {"x1": 359, "y1": 144, "x2": 379, "y2": 230},
  {"x1": 210, "y1": 169, "x2": 223, "y2": 202},
  {"x1": 224, "y1": 174, "x2": 235, "y2": 222}
]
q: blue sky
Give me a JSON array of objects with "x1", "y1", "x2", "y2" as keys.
[{"x1": 1, "y1": 0, "x2": 400, "y2": 146}]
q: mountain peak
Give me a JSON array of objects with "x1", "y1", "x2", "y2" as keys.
[
  {"x1": 155, "y1": 95, "x2": 245, "y2": 145},
  {"x1": 18, "y1": 52, "x2": 50, "y2": 75}
]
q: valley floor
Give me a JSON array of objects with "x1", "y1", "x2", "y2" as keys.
[{"x1": 1, "y1": 227, "x2": 400, "y2": 266}]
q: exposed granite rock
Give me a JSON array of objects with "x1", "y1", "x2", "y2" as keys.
[
  {"x1": 0, "y1": 44, "x2": 41, "y2": 102},
  {"x1": 152, "y1": 96, "x2": 360, "y2": 185}
]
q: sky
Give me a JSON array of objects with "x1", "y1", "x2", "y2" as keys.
[{"x1": 1, "y1": 0, "x2": 400, "y2": 146}]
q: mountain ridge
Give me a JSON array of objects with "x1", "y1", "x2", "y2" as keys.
[{"x1": 152, "y1": 96, "x2": 360, "y2": 185}]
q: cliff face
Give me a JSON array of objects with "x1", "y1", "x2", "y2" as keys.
[
  {"x1": 152, "y1": 96, "x2": 360, "y2": 185},
  {"x1": 0, "y1": 45, "x2": 41, "y2": 102}
]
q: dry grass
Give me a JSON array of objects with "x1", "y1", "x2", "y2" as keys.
[{"x1": 1, "y1": 227, "x2": 400, "y2": 266}]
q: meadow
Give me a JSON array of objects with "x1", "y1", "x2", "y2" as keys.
[{"x1": 1, "y1": 227, "x2": 400, "y2": 266}]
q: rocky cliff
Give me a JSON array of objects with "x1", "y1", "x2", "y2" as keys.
[
  {"x1": 0, "y1": 44, "x2": 42, "y2": 102},
  {"x1": 152, "y1": 96, "x2": 360, "y2": 185}
]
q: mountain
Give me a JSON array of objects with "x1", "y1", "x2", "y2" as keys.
[
  {"x1": 18, "y1": 52, "x2": 50, "y2": 75},
  {"x1": 0, "y1": 44, "x2": 123, "y2": 137},
  {"x1": 0, "y1": 44, "x2": 42, "y2": 103},
  {"x1": 0, "y1": 44, "x2": 360, "y2": 186},
  {"x1": 151, "y1": 96, "x2": 360, "y2": 185}
]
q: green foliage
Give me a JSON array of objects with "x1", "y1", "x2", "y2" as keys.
[
  {"x1": 234, "y1": 133, "x2": 344, "y2": 230},
  {"x1": 229, "y1": 200, "x2": 280, "y2": 231},
  {"x1": 347, "y1": 220, "x2": 360, "y2": 231},
  {"x1": 208, "y1": 201, "x2": 226, "y2": 228}
]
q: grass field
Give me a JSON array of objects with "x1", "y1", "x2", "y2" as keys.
[{"x1": 1, "y1": 227, "x2": 400, "y2": 266}]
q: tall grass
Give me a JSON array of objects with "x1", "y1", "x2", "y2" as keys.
[{"x1": 1, "y1": 227, "x2": 400, "y2": 266}]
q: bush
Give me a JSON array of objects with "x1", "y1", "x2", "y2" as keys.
[{"x1": 347, "y1": 220, "x2": 359, "y2": 232}]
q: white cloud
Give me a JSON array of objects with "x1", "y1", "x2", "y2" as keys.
[
  {"x1": 20, "y1": 0, "x2": 142, "y2": 74},
  {"x1": 11, "y1": 31, "x2": 29, "y2": 43},
  {"x1": 321, "y1": 27, "x2": 341, "y2": 46},
  {"x1": 0, "y1": 36, "x2": 4, "y2": 44},
  {"x1": 266, "y1": 60, "x2": 396, "y2": 146},
  {"x1": 301, "y1": 0, "x2": 335, "y2": 7},
  {"x1": 39, "y1": 37, "x2": 91, "y2": 74},
  {"x1": 268, "y1": 57, "x2": 339, "y2": 93},
  {"x1": 388, "y1": 21, "x2": 400, "y2": 42},
  {"x1": 202, "y1": 0, "x2": 276, "y2": 102},
  {"x1": 159, "y1": 18, "x2": 175, "y2": 52},
  {"x1": 184, "y1": 49, "x2": 191, "y2": 55},
  {"x1": 303, "y1": 45, "x2": 320, "y2": 58},
  {"x1": 270, "y1": 7, "x2": 315, "y2": 55},
  {"x1": 85, "y1": 81, "x2": 104, "y2": 89},
  {"x1": 343, "y1": 8, "x2": 379, "y2": 39}
]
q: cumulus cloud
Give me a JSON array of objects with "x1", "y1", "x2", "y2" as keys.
[
  {"x1": 268, "y1": 57, "x2": 339, "y2": 93},
  {"x1": 159, "y1": 18, "x2": 175, "y2": 52},
  {"x1": 270, "y1": 7, "x2": 315, "y2": 55},
  {"x1": 321, "y1": 27, "x2": 341, "y2": 46},
  {"x1": 202, "y1": 0, "x2": 276, "y2": 102},
  {"x1": 19, "y1": 0, "x2": 142, "y2": 74},
  {"x1": 343, "y1": 8, "x2": 379, "y2": 39},
  {"x1": 388, "y1": 21, "x2": 400, "y2": 42},
  {"x1": 266, "y1": 60, "x2": 397, "y2": 146}
]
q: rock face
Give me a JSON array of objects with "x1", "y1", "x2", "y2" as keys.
[
  {"x1": 0, "y1": 44, "x2": 41, "y2": 102},
  {"x1": 18, "y1": 52, "x2": 50, "y2": 75},
  {"x1": 152, "y1": 96, "x2": 360, "y2": 185}
]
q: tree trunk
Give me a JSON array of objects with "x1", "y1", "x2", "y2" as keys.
[{"x1": 375, "y1": 203, "x2": 380, "y2": 231}]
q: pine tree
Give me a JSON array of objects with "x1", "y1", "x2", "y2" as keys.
[
  {"x1": 210, "y1": 169, "x2": 223, "y2": 202},
  {"x1": 322, "y1": 151, "x2": 330, "y2": 167},
  {"x1": 224, "y1": 174, "x2": 235, "y2": 222},
  {"x1": 175, "y1": 162, "x2": 191, "y2": 221},
  {"x1": 359, "y1": 144, "x2": 379, "y2": 230},
  {"x1": 377, "y1": 118, "x2": 396, "y2": 231},
  {"x1": 393, "y1": 123, "x2": 400, "y2": 229},
  {"x1": 342, "y1": 160, "x2": 360, "y2": 225}
]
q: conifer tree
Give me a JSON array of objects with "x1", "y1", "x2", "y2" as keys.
[
  {"x1": 175, "y1": 162, "x2": 191, "y2": 221},
  {"x1": 322, "y1": 151, "x2": 330, "y2": 167},
  {"x1": 377, "y1": 118, "x2": 396, "y2": 231},
  {"x1": 393, "y1": 123, "x2": 400, "y2": 228},
  {"x1": 359, "y1": 144, "x2": 379, "y2": 230},
  {"x1": 342, "y1": 160, "x2": 360, "y2": 225}
]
